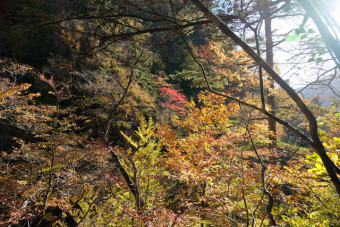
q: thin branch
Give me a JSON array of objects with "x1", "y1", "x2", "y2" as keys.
[
  {"x1": 240, "y1": 140, "x2": 250, "y2": 227},
  {"x1": 103, "y1": 52, "x2": 143, "y2": 142},
  {"x1": 239, "y1": 104, "x2": 276, "y2": 226},
  {"x1": 190, "y1": 0, "x2": 340, "y2": 195}
]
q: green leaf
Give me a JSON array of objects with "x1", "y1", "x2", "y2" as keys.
[
  {"x1": 316, "y1": 57, "x2": 323, "y2": 63},
  {"x1": 285, "y1": 33, "x2": 299, "y2": 42},
  {"x1": 301, "y1": 34, "x2": 307, "y2": 40},
  {"x1": 307, "y1": 28, "x2": 315, "y2": 33}
]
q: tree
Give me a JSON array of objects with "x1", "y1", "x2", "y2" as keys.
[
  {"x1": 263, "y1": 0, "x2": 277, "y2": 147},
  {"x1": 157, "y1": 91, "x2": 244, "y2": 225},
  {"x1": 297, "y1": 0, "x2": 340, "y2": 68},
  {"x1": 1, "y1": 0, "x2": 340, "y2": 225},
  {"x1": 0, "y1": 59, "x2": 112, "y2": 226},
  {"x1": 190, "y1": 0, "x2": 340, "y2": 196}
]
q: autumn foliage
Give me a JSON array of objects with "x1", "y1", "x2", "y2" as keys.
[
  {"x1": 159, "y1": 82, "x2": 187, "y2": 115},
  {"x1": 0, "y1": 0, "x2": 340, "y2": 226}
]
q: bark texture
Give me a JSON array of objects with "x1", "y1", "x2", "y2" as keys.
[{"x1": 264, "y1": 0, "x2": 277, "y2": 148}]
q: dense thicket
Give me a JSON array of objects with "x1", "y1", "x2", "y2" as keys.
[{"x1": 0, "y1": 0, "x2": 339, "y2": 226}]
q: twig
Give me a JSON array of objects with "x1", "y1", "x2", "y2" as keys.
[{"x1": 239, "y1": 104, "x2": 276, "y2": 226}]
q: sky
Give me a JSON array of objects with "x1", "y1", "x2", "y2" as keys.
[{"x1": 271, "y1": 2, "x2": 340, "y2": 91}]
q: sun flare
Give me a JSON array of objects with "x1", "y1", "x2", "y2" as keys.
[{"x1": 330, "y1": 2, "x2": 340, "y2": 27}]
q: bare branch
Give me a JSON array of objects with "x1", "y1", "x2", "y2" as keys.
[{"x1": 190, "y1": 0, "x2": 340, "y2": 195}]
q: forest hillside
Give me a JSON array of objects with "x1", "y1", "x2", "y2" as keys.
[{"x1": 0, "y1": 0, "x2": 339, "y2": 226}]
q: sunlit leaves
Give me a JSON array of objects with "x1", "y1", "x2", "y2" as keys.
[
  {"x1": 159, "y1": 82, "x2": 187, "y2": 116},
  {"x1": 305, "y1": 132, "x2": 340, "y2": 177},
  {"x1": 172, "y1": 41, "x2": 252, "y2": 91}
]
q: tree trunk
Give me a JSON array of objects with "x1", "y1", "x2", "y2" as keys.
[
  {"x1": 190, "y1": 0, "x2": 340, "y2": 196},
  {"x1": 264, "y1": 0, "x2": 277, "y2": 148},
  {"x1": 298, "y1": 0, "x2": 340, "y2": 68}
]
